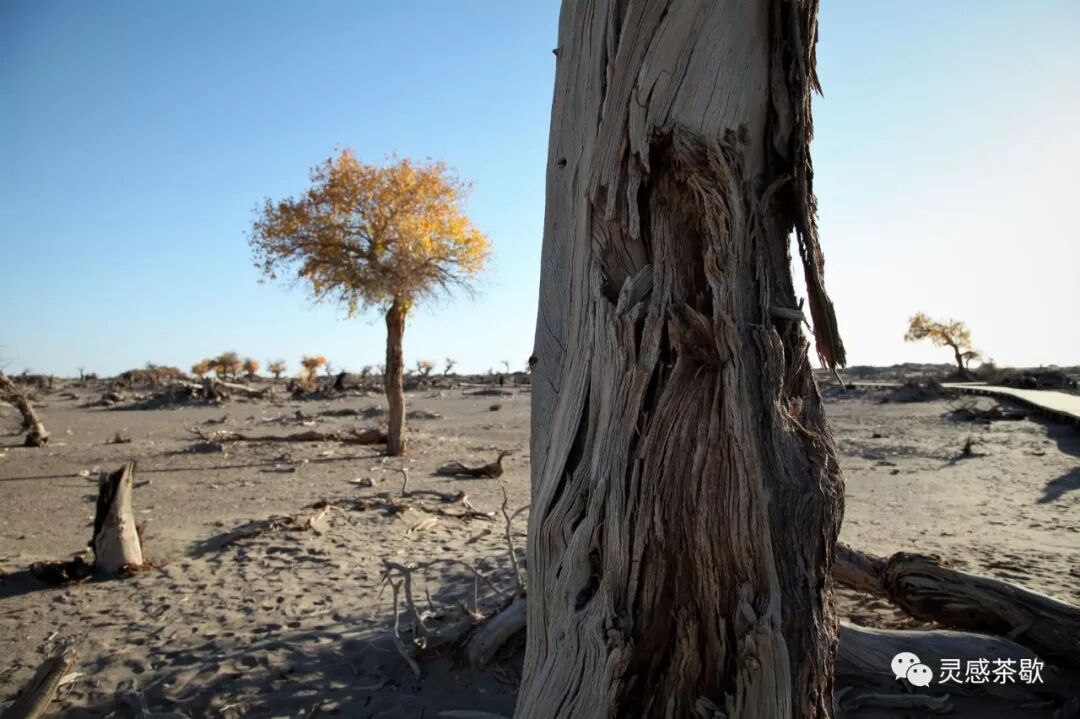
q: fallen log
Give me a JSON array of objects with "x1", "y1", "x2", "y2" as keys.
[
  {"x1": 0, "y1": 371, "x2": 49, "y2": 447},
  {"x1": 183, "y1": 377, "x2": 266, "y2": 400},
  {"x1": 467, "y1": 594, "x2": 527, "y2": 669},
  {"x1": 192, "y1": 427, "x2": 386, "y2": 445},
  {"x1": 836, "y1": 624, "x2": 1070, "y2": 718},
  {"x1": 0, "y1": 646, "x2": 77, "y2": 719},
  {"x1": 92, "y1": 462, "x2": 145, "y2": 574},
  {"x1": 834, "y1": 543, "x2": 1080, "y2": 668},
  {"x1": 435, "y1": 451, "x2": 511, "y2": 479}
]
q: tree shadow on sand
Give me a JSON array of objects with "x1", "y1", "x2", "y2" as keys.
[
  {"x1": 1032, "y1": 417, "x2": 1080, "y2": 504},
  {"x1": 1039, "y1": 467, "x2": 1080, "y2": 504},
  {"x1": 57, "y1": 561, "x2": 521, "y2": 719}
]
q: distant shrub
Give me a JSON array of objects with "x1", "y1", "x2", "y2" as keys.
[
  {"x1": 298, "y1": 355, "x2": 327, "y2": 389},
  {"x1": 242, "y1": 358, "x2": 261, "y2": 378},
  {"x1": 145, "y1": 363, "x2": 184, "y2": 385},
  {"x1": 416, "y1": 360, "x2": 435, "y2": 378},
  {"x1": 268, "y1": 359, "x2": 287, "y2": 379},
  {"x1": 191, "y1": 359, "x2": 213, "y2": 378},
  {"x1": 212, "y1": 352, "x2": 243, "y2": 380}
]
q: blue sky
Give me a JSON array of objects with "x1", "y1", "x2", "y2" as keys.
[{"x1": 2, "y1": 1, "x2": 1077, "y2": 376}]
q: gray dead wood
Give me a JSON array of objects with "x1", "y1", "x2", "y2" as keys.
[
  {"x1": 92, "y1": 462, "x2": 145, "y2": 574},
  {"x1": 0, "y1": 646, "x2": 77, "y2": 719},
  {"x1": 454, "y1": 596, "x2": 1074, "y2": 717},
  {"x1": 192, "y1": 426, "x2": 386, "y2": 445},
  {"x1": 0, "y1": 371, "x2": 49, "y2": 447},
  {"x1": 467, "y1": 595, "x2": 527, "y2": 670},
  {"x1": 836, "y1": 624, "x2": 1071, "y2": 718},
  {"x1": 519, "y1": 0, "x2": 845, "y2": 714},
  {"x1": 835, "y1": 543, "x2": 1080, "y2": 667},
  {"x1": 434, "y1": 451, "x2": 511, "y2": 478}
]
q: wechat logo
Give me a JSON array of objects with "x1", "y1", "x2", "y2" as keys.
[{"x1": 892, "y1": 652, "x2": 934, "y2": 687}]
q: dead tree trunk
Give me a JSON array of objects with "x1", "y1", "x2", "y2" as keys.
[
  {"x1": 519, "y1": 1, "x2": 846, "y2": 717},
  {"x1": 201, "y1": 375, "x2": 222, "y2": 403},
  {"x1": 0, "y1": 371, "x2": 49, "y2": 447},
  {"x1": 385, "y1": 297, "x2": 408, "y2": 456},
  {"x1": 92, "y1": 462, "x2": 145, "y2": 574},
  {"x1": 834, "y1": 544, "x2": 1080, "y2": 667}
]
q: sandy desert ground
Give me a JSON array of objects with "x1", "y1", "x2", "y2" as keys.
[{"x1": 0, "y1": 378, "x2": 1077, "y2": 717}]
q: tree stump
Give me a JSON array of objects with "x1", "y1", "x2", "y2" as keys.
[
  {"x1": 0, "y1": 371, "x2": 49, "y2": 447},
  {"x1": 92, "y1": 462, "x2": 145, "y2": 574}
]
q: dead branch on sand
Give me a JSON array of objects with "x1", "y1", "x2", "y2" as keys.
[
  {"x1": 0, "y1": 370, "x2": 49, "y2": 446},
  {"x1": 0, "y1": 646, "x2": 78, "y2": 719},
  {"x1": 498, "y1": 483, "x2": 528, "y2": 594},
  {"x1": 190, "y1": 426, "x2": 387, "y2": 446},
  {"x1": 390, "y1": 467, "x2": 493, "y2": 520},
  {"x1": 389, "y1": 579, "x2": 422, "y2": 679},
  {"x1": 435, "y1": 451, "x2": 512, "y2": 478},
  {"x1": 375, "y1": 483, "x2": 530, "y2": 676},
  {"x1": 198, "y1": 502, "x2": 334, "y2": 552}
]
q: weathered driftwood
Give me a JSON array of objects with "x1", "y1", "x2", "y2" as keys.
[
  {"x1": 185, "y1": 377, "x2": 266, "y2": 401},
  {"x1": 192, "y1": 427, "x2": 386, "y2": 445},
  {"x1": 92, "y1": 462, "x2": 145, "y2": 574},
  {"x1": 518, "y1": 0, "x2": 845, "y2": 714},
  {"x1": 454, "y1": 598, "x2": 1074, "y2": 717},
  {"x1": 0, "y1": 371, "x2": 49, "y2": 447},
  {"x1": 0, "y1": 646, "x2": 77, "y2": 719},
  {"x1": 201, "y1": 503, "x2": 334, "y2": 551},
  {"x1": 835, "y1": 543, "x2": 1080, "y2": 667},
  {"x1": 836, "y1": 624, "x2": 1070, "y2": 718},
  {"x1": 467, "y1": 595, "x2": 527, "y2": 669},
  {"x1": 435, "y1": 451, "x2": 511, "y2": 479}
]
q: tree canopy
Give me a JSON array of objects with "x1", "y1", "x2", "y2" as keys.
[
  {"x1": 250, "y1": 149, "x2": 490, "y2": 314},
  {"x1": 904, "y1": 312, "x2": 979, "y2": 369}
]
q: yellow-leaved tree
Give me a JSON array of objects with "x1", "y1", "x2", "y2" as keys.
[
  {"x1": 250, "y1": 149, "x2": 490, "y2": 455},
  {"x1": 904, "y1": 312, "x2": 980, "y2": 373}
]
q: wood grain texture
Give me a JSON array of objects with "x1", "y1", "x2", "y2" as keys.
[
  {"x1": 520, "y1": 1, "x2": 844, "y2": 716},
  {"x1": 835, "y1": 544, "x2": 1080, "y2": 669},
  {"x1": 92, "y1": 462, "x2": 145, "y2": 574}
]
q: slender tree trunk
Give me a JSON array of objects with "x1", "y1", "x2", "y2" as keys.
[
  {"x1": 384, "y1": 297, "x2": 408, "y2": 456},
  {"x1": 519, "y1": 1, "x2": 846, "y2": 717}
]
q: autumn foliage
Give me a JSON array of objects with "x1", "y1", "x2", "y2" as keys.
[
  {"x1": 298, "y1": 355, "x2": 327, "y2": 389},
  {"x1": 249, "y1": 149, "x2": 490, "y2": 455},
  {"x1": 191, "y1": 359, "x2": 213, "y2": 378},
  {"x1": 250, "y1": 149, "x2": 489, "y2": 314},
  {"x1": 416, "y1": 360, "x2": 435, "y2": 378},
  {"x1": 904, "y1": 312, "x2": 980, "y2": 373},
  {"x1": 212, "y1": 352, "x2": 243, "y2": 380},
  {"x1": 242, "y1": 358, "x2": 260, "y2": 378},
  {"x1": 268, "y1": 359, "x2": 287, "y2": 379}
]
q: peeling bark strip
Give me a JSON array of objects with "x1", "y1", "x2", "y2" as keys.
[{"x1": 521, "y1": 1, "x2": 844, "y2": 718}]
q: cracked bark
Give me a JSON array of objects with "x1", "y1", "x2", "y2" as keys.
[{"x1": 520, "y1": 1, "x2": 844, "y2": 717}]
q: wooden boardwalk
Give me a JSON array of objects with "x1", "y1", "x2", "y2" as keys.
[
  {"x1": 836, "y1": 379, "x2": 1080, "y2": 425},
  {"x1": 942, "y1": 383, "x2": 1080, "y2": 425}
]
